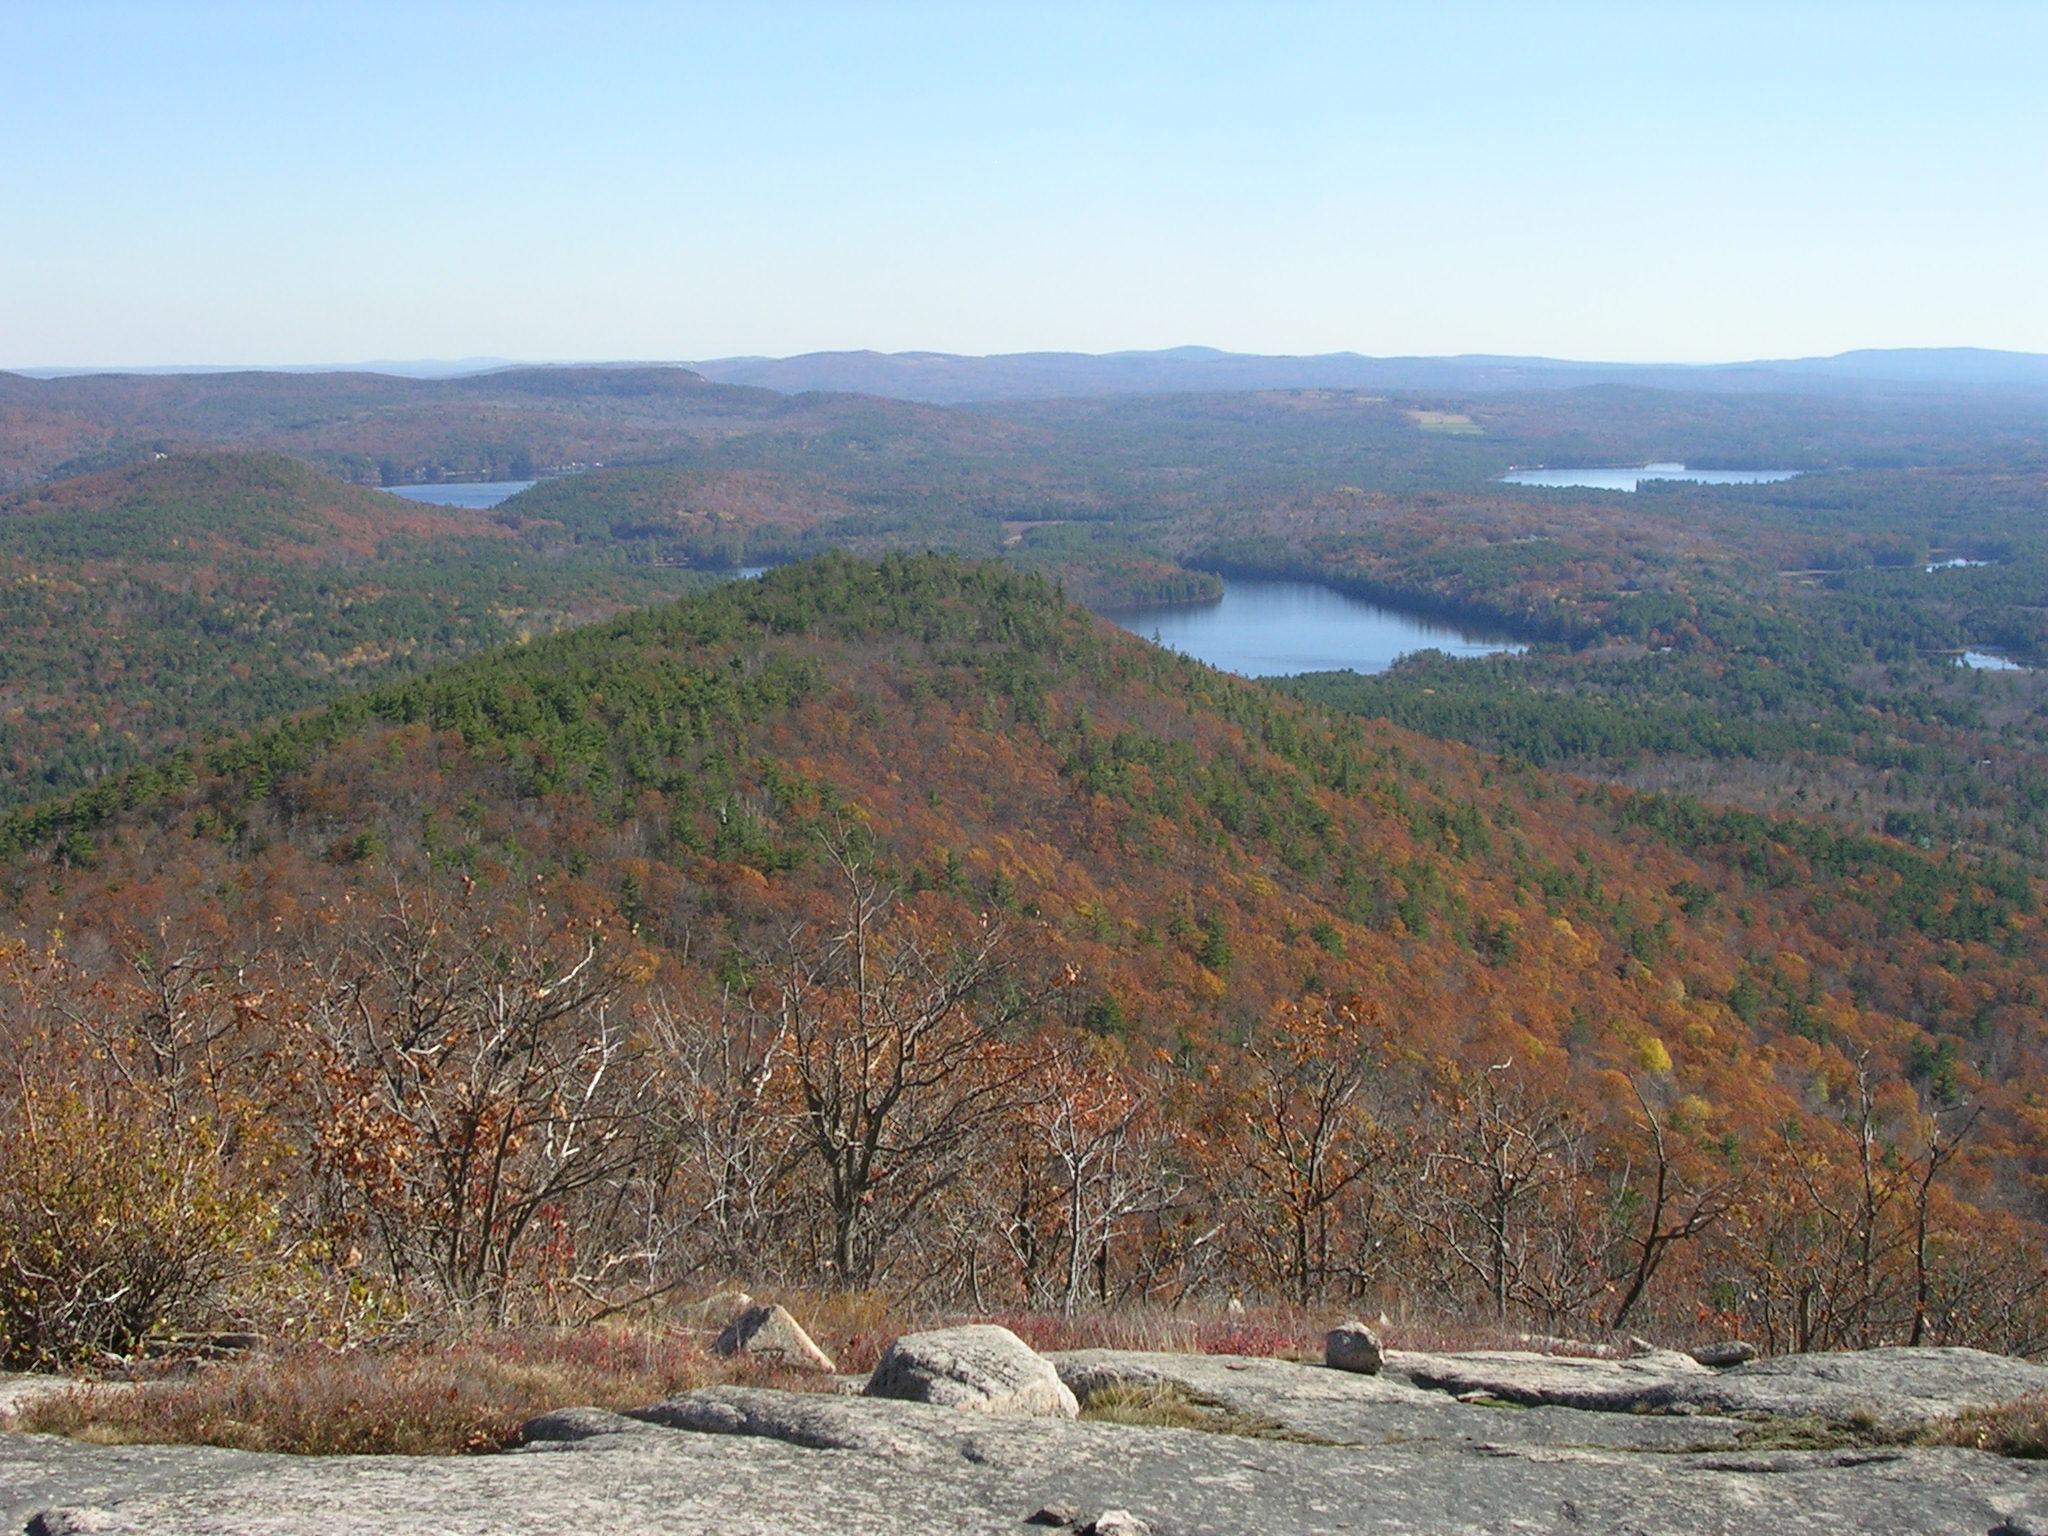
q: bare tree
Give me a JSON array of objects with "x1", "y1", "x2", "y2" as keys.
[
  {"x1": 1609, "y1": 1077, "x2": 1736, "y2": 1329},
  {"x1": 295, "y1": 886, "x2": 645, "y2": 1323},
  {"x1": 1907, "y1": 1094, "x2": 1980, "y2": 1346},
  {"x1": 774, "y1": 836, "x2": 1047, "y2": 1286},
  {"x1": 632, "y1": 984, "x2": 805, "y2": 1291},
  {"x1": 1412, "y1": 1061, "x2": 1579, "y2": 1323},
  {"x1": 1233, "y1": 997, "x2": 1391, "y2": 1304},
  {"x1": 1006, "y1": 1035, "x2": 1184, "y2": 1313}
]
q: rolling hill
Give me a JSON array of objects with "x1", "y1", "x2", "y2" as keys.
[
  {"x1": 0, "y1": 364, "x2": 904, "y2": 489},
  {"x1": 0, "y1": 450, "x2": 730, "y2": 802},
  {"x1": 5, "y1": 554, "x2": 2041, "y2": 1342}
]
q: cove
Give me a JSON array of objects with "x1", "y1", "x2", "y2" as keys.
[{"x1": 1096, "y1": 577, "x2": 1524, "y2": 678}]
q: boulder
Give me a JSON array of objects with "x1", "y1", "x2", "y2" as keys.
[
  {"x1": 1325, "y1": 1320, "x2": 1383, "y2": 1375},
  {"x1": 1085, "y1": 1513, "x2": 1151, "y2": 1536},
  {"x1": 865, "y1": 1324, "x2": 1080, "y2": 1418},
  {"x1": 713, "y1": 1303, "x2": 836, "y2": 1373},
  {"x1": 1691, "y1": 1340, "x2": 1758, "y2": 1369},
  {"x1": 682, "y1": 1288, "x2": 753, "y2": 1329}
]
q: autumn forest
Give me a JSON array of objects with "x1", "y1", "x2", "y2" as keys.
[{"x1": 2, "y1": 360, "x2": 2046, "y2": 1371}]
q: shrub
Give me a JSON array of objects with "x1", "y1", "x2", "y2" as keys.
[{"x1": 0, "y1": 1082, "x2": 273, "y2": 1369}]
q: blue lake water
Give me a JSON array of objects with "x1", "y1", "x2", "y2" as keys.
[
  {"x1": 1098, "y1": 578, "x2": 1524, "y2": 678},
  {"x1": 383, "y1": 480, "x2": 538, "y2": 509},
  {"x1": 1499, "y1": 463, "x2": 1801, "y2": 493},
  {"x1": 1957, "y1": 650, "x2": 2029, "y2": 672}
]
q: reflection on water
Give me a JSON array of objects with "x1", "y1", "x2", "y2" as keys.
[
  {"x1": 1499, "y1": 463, "x2": 1801, "y2": 493},
  {"x1": 1097, "y1": 578, "x2": 1523, "y2": 678}
]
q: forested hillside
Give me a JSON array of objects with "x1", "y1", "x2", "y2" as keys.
[
  {"x1": 4, "y1": 557, "x2": 2042, "y2": 1360},
  {"x1": 0, "y1": 451, "x2": 724, "y2": 802}
]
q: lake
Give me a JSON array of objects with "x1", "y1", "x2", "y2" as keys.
[
  {"x1": 1499, "y1": 463, "x2": 1801, "y2": 493},
  {"x1": 383, "y1": 480, "x2": 537, "y2": 509},
  {"x1": 1957, "y1": 650, "x2": 2029, "y2": 672},
  {"x1": 1097, "y1": 578, "x2": 1524, "y2": 678}
]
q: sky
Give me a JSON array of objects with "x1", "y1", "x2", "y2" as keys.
[{"x1": 3, "y1": 0, "x2": 2044, "y2": 368}]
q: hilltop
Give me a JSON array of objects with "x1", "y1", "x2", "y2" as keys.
[
  {"x1": 4, "y1": 554, "x2": 2041, "y2": 1352},
  {"x1": 0, "y1": 448, "x2": 503, "y2": 560}
]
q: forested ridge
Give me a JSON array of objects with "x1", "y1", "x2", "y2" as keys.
[{"x1": 3, "y1": 556, "x2": 2043, "y2": 1360}]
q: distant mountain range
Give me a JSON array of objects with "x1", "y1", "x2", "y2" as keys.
[
  {"x1": 12, "y1": 346, "x2": 2048, "y2": 403},
  {"x1": 10, "y1": 358, "x2": 666, "y2": 381},
  {"x1": 685, "y1": 346, "x2": 2048, "y2": 404}
]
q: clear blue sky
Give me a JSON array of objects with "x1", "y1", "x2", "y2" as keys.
[{"x1": 4, "y1": 0, "x2": 2043, "y2": 367}]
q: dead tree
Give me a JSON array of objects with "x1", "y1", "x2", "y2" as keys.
[{"x1": 1609, "y1": 1076, "x2": 1736, "y2": 1329}]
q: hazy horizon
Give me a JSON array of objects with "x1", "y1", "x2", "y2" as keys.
[
  {"x1": 5, "y1": 0, "x2": 2044, "y2": 368},
  {"x1": 12, "y1": 341, "x2": 2048, "y2": 380}
]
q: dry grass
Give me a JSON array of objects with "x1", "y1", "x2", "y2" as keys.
[
  {"x1": 1931, "y1": 1393, "x2": 2048, "y2": 1458},
  {"x1": 16, "y1": 1327, "x2": 828, "y2": 1456},
  {"x1": 987, "y1": 1303, "x2": 1323, "y2": 1360},
  {"x1": 1078, "y1": 1379, "x2": 1327, "y2": 1443}
]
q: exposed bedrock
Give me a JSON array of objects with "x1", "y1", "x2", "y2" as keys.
[{"x1": 6, "y1": 1344, "x2": 2048, "y2": 1534}]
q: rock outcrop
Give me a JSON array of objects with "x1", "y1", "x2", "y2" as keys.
[
  {"x1": 712, "y1": 1303, "x2": 836, "y2": 1372},
  {"x1": 865, "y1": 1325, "x2": 1080, "y2": 1418},
  {"x1": 1393, "y1": 1343, "x2": 2048, "y2": 1429},
  {"x1": 8, "y1": 1344, "x2": 2048, "y2": 1533}
]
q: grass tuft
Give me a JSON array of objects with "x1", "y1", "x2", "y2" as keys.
[
  {"x1": 1079, "y1": 1379, "x2": 1329, "y2": 1443},
  {"x1": 1931, "y1": 1393, "x2": 2048, "y2": 1458}
]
